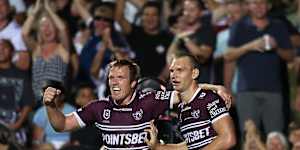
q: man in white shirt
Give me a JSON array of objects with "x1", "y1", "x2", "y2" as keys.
[{"x1": 0, "y1": 0, "x2": 29, "y2": 70}]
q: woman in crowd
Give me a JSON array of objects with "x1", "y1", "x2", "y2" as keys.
[{"x1": 22, "y1": 0, "x2": 70, "y2": 105}]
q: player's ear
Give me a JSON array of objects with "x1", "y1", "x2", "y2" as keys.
[
  {"x1": 131, "y1": 80, "x2": 137, "y2": 88},
  {"x1": 192, "y1": 68, "x2": 199, "y2": 80}
]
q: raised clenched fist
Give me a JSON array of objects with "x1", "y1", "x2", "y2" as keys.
[{"x1": 43, "y1": 87, "x2": 61, "y2": 106}]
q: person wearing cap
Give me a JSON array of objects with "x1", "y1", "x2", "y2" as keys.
[
  {"x1": 73, "y1": 0, "x2": 133, "y2": 98},
  {"x1": 224, "y1": 0, "x2": 294, "y2": 139}
]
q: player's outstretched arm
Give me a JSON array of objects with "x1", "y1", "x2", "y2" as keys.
[{"x1": 43, "y1": 87, "x2": 80, "y2": 132}]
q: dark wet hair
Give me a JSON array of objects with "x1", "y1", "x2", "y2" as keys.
[
  {"x1": 173, "y1": 51, "x2": 200, "y2": 69},
  {"x1": 109, "y1": 59, "x2": 140, "y2": 82}
]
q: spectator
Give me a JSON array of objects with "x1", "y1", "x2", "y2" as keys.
[
  {"x1": 287, "y1": 0, "x2": 300, "y2": 31},
  {"x1": 0, "y1": 0, "x2": 30, "y2": 70},
  {"x1": 115, "y1": 0, "x2": 173, "y2": 81},
  {"x1": 289, "y1": 121, "x2": 300, "y2": 150},
  {"x1": 224, "y1": 0, "x2": 294, "y2": 137},
  {"x1": 243, "y1": 119, "x2": 266, "y2": 150},
  {"x1": 0, "y1": 39, "x2": 34, "y2": 146},
  {"x1": 66, "y1": 83, "x2": 102, "y2": 150},
  {"x1": 167, "y1": 0, "x2": 215, "y2": 83},
  {"x1": 32, "y1": 80, "x2": 76, "y2": 150},
  {"x1": 0, "y1": 122, "x2": 24, "y2": 150},
  {"x1": 54, "y1": 0, "x2": 79, "y2": 38},
  {"x1": 22, "y1": 0, "x2": 70, "y2": 104},
  {"x1": 74, "y1": 0, "x2": 132, "y2": 97},
  {"x1": 266, "y1": 131, "x2": 288, "y2": 150},
  {"x1": 290, "y1": 0, "x2": 300, "y2": 117},
  {"x1": 213, "y1": 0, "x2": 245, "y2": 88}
]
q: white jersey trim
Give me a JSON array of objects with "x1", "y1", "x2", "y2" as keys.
[
  {"x1": 187, "y1": 136, "x2": 216, "y2": 149},
  {"x1": 211, "y1": 113, "x2": 229, "y2": 124},
  {"x1": 102, "y1": 145, "x2": 149, "y2": 150},
  {"x1": 113, "y1": 91, "x2": 136, "y2": 106},
  {"x1": 170, "y1": 91, "x2": 175, "y2": 109},
  {"x1": 187, "y1": 87, "x2": 201, "y2": 104},
  {"x1": 180, "y1": 120, "x2": 211, "y2": 132},
  {"x1": 95, "y1": 122, "x2": 150, "y2": 131},
  {"x1": 72, "y1": 112, "x2": 86, "y2": 127}
]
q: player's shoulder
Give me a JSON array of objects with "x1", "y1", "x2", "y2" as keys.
[
  {"x1": 137, "y1": 90, "x2": 172, "y2": 101},
  {"x1": 200, "y1": 89, "x2": 226, "y2": 111},
  {"x1": 86, "y1": 97, "x2": 111, "y2": 106},
  {"x1": 137, "y1": 90, "x2": 154, "y2": 100},
  {"x1": 197, "y1": 89, "x2": 219, "y2": 100}
]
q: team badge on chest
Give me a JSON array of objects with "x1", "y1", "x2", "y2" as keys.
[
  {"x1": 103, "y1": 109, "x2": 111, "y2": 120},
  {"x1": 191, "y1": 109, "x2": 200, "y2": 119},
  {"x1": 132, "y1": 109, "x2": 143, "y2": 121}
]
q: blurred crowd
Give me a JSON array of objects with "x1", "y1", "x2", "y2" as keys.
[{"x1": 1, "y1": 0, "x2": 300, "y2": 149}]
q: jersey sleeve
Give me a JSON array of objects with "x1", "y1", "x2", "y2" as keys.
[
  {"x1": 72, "y1": 100, "x2": 100, "y2": 127},
  {"x1": 206, "y1": 92, "x2": 229, "y2": 124}
]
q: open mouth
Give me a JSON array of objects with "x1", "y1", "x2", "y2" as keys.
[
  {"x1": 112, "y1": 87, "x2": 121, "y2": 92},
  {"x1": 172, "y1": 80, "x2": 180, "y2": 86}
]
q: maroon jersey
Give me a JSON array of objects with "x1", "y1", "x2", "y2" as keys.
[
  {"x1": 73, "y1": 90, "x2": 173, "y2": 149},
  {"x1": 178, "y1": 88, "x2": 229, "y2": 150}
]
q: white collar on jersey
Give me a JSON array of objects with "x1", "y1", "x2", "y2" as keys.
[
  {"x1": 185, "y1": 87, "x2": 202, "y2": 104},
  {"x1": 113, "y1": 90, "x2": 137, "y2": 106}
]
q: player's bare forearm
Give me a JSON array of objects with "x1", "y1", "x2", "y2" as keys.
[
  {"x1": 46, "y1": 106, "x2": 67, "y2": 132},
  {"x1": 203, "y1": 116, "x2": 236, "y2": 150}
]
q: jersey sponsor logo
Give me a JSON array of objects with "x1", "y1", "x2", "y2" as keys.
[
  {"x1": 191, "y1": 109, "x2": 200, "y2": 119},
  {"x1": 183, "y1": 126, "x2": 210, "y2": 144},
  {"x1": 132, "y1": 109, "x2": 143, "y2": 121},
  {"x1": 155, "y1": 91, "x2": 171, "y2": 100},
  {"x1": 102, "y1": 132, "x2": 148, "y2": 146},
  {"x1": 207, "y1": 99, "x2": 226, "y2": 118},
  {"x1": 138, "y1": 91, "x2": 152, "y2": 100},
  {"x1": 103, "y1": 109, "x2": 111, "y2": 120},
  {"x1": 210, "y1": 107, "x2": 227, "y2": 118},
  {"x1": 207, "y1": 99, "x2": 219, "y2": 110}
]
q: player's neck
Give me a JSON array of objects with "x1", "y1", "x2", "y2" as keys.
[
  {"x1": 180, "y1": 83, "x2": 199, "y2": 104},
  {"x1": 116, "y1": 91, "x2": 136, "y2": 106}
]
